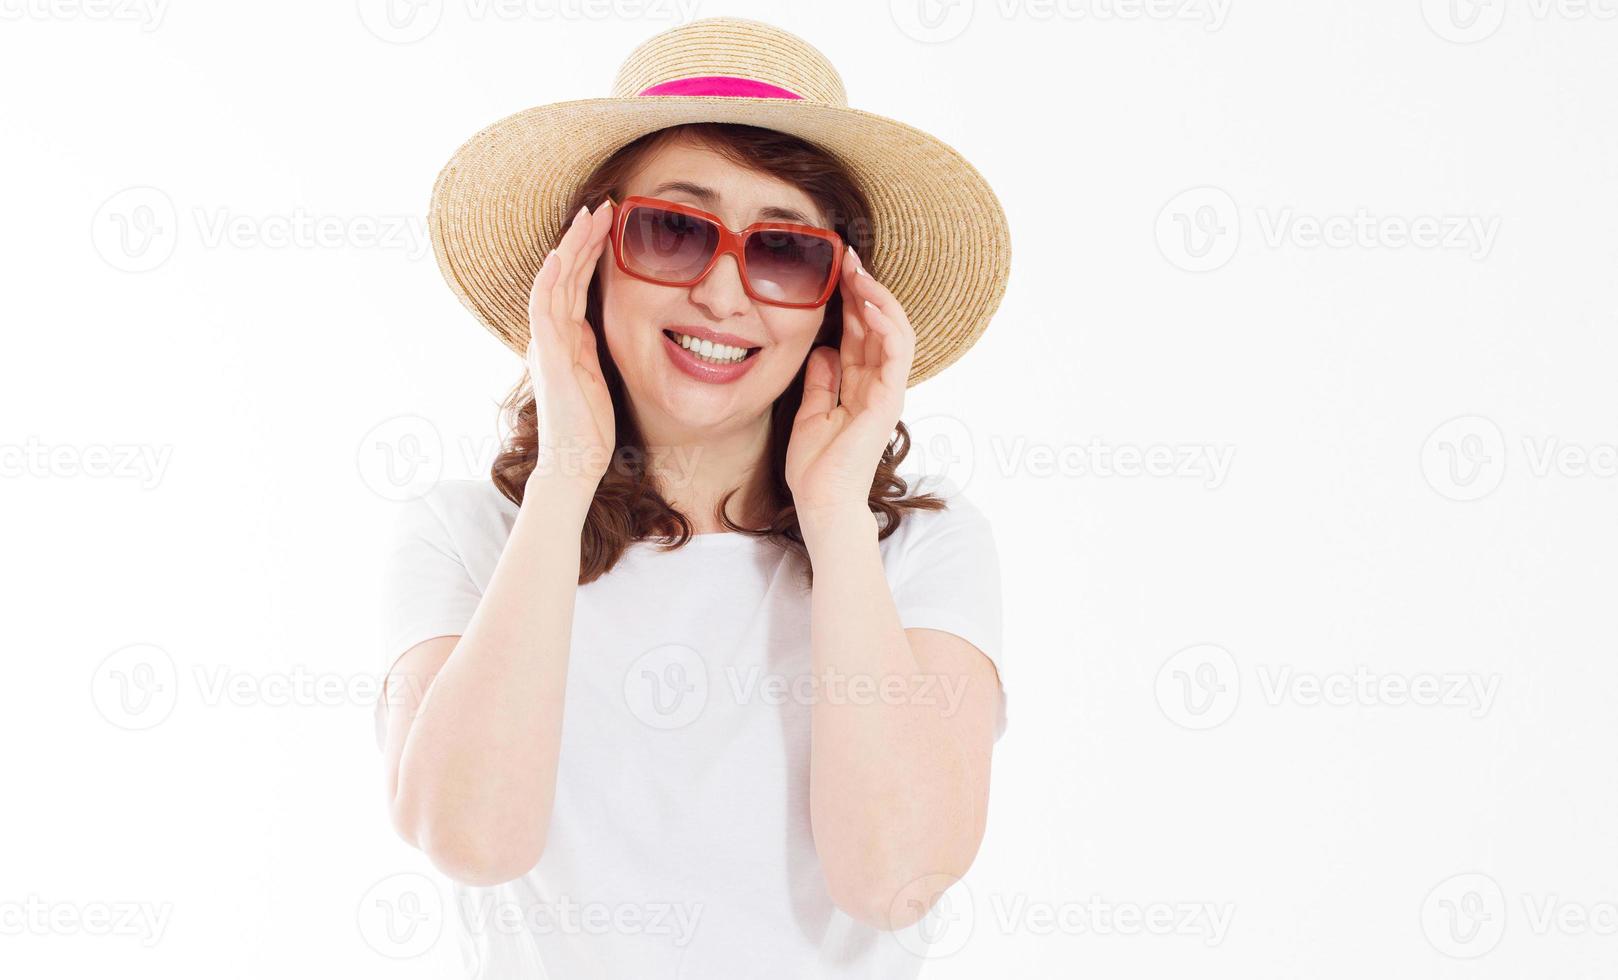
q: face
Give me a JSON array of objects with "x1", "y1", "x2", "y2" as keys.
[{"x1": 596, "y1": 138, "x2": 834, "y2": 438}]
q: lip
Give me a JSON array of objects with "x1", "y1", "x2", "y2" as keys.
[{"x1": 661, "y1": 330, "x2": 762, "y2": 384}]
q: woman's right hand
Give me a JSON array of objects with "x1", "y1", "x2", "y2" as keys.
[{"x1": 524, "y1": 200, "x2": 616, "y2": 502}]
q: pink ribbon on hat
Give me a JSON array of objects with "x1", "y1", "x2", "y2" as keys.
[{"x1": 637, "y1": 76, "x2": 803, "y2": 100}]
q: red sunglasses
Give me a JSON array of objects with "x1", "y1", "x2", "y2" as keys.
[{"x1": 605, "y1": 195, "x2": 845, "y2": 309}]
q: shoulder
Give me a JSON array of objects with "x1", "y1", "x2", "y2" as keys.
[
  {"x1": 882, "y1": 472, "x2": 995, "y2": 557},
  {"x1": 413, "y1": 476, "x2": 518, "y2": 521},
  {"x1": 892, "y1": 471, "x2": 991, "y2": 528},
  {"x1": 392, "y1": 477, "x2": 519, "y2": 547}
]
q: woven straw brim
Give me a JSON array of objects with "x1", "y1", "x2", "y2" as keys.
[{"x1": 428, "y1": 95, "x2": 1010, "y2": 388}]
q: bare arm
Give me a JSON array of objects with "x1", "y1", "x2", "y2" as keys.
[
  {"x1": 382, "y1": 484, "x2": 591, "y2": 886},
  {"x1": 378, "y1": 198, "x2": 617, "y2": 886},
  {"x1": 785, "y1": 243, "x2": 1002, "y2": 930},
  {"x1": 801, "y1": 506, "x2": 1002, "y2": 931}
]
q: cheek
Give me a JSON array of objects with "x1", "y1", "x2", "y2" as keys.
[
  {"x1": 599, "y1": 262, "x2": 661, "y2": 347},
  {"x1": 770, "y1": 310, "x2": 831, "y2": 356}
]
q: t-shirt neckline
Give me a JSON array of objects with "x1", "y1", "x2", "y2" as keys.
[{"x1": 633, "y1": 530, "x2": 766, "y2": 548}]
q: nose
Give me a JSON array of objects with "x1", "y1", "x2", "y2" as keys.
[{"x1": 688, "y1": 251, "x2": 751, "y2": 319}]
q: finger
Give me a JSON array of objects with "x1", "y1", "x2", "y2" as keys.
[
  {"x1": 844, "y1": 247, "x2": 888, "y2": 368},
  {"x1": 528, "y1": 249, "x2": 558, "y2": 324},
  {"x1": 846, "y1": 278, "x2": 881, "y2": 370},
  {"x1": 528, "y1": 250, "x2": 563, "y2": 346},
  {"x1": 550, "y1": 204, "x2": 593, "y2": 335},
  {"x1": 571, "y1": 201, "x2": 614, "y2": 325},
  {"x1": 839, "y1": 260, "x2": 869, "y2": 371},
  {"x1": 847, "y1": 252, "x2": 914, "y2": 337},
  {"x1": 796, "y1": 346, "x2": 840, "y2": 421},
  {"x1": 527, "y1": 252, "x2": 574, "y2": 389},
  {"x1": 861, "y1": 299, "x2": 912, "y2": 391},
  {"x1": 861, "y1": 297, "x2": 883, "y2": 369}
]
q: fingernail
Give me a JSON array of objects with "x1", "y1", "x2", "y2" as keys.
[
  {"x1": 848, "y1": 246, "x2": 870, "y2": 276},
  {"x1": 577, "y1": 204, "x2": 590, "y2": 220}
]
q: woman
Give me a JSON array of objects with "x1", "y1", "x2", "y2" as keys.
[{"x1": 375, "y1": 17, "x2": 1012, "y2": 978}]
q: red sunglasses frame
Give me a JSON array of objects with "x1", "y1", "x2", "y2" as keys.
[{"x1": 604, "y1": 194, "x2": 845, "y2": 309}]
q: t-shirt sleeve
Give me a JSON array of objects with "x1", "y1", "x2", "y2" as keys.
[
  {"x1": 374, "y1": 492, "x2": 482, "y2": 747},
  {"x1": 890, "y1": 485, "x2": 1009, "y2": 741}
]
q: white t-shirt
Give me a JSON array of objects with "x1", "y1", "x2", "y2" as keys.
[{"x1": 375, "y1": 472, "x2": 1006, "y2": 979}]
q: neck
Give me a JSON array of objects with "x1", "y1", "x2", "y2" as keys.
[{"x1": 634, "y1": 409, "x2": 772, "y2": 534}]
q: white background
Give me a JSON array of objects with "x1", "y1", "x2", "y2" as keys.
[{"x1": 3, "y1": 0, "x2": 1616, "y2": 977}]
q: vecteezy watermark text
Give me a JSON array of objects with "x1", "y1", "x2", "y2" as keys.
[
  {"x1": 92, "y1": 186, "x2": 434, "y2": 273},
  {"x1": 458, "y1": 894, "x2": 702, "y2": 946},
  {"x1": 0, "y1": 896, "x2": 173, "y2": 946},
  {"x1": 1156, "y1": 644, "x2": 1502, "y2": 730},
  {"x1": 0, "y1": 0, "x2": 168, "y2": 29},
  {"x1": 1, "y1": 438, "x2": 173, "y2": 490},
  {"x1": 357, "y1": 0, "x2": 703, "y2": 44},
  {"x1": 889, "y1": 0, "x2": 1232, "y2": 44},
  {"x1": 1156, "y1": 187, "x2": 1502, "y2": 272},
  {"x1": 1421, "y1": 414, "x2": 1618, "y2": 502}
]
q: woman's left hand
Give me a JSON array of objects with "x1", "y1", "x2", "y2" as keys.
[{"x1": 786, "y1": 246, "x2": 916, "y2": 520}]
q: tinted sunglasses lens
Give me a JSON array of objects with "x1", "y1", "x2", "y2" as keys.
[
  {"x1": 743, "y1": 229, "x2": 837, "y2": 305},
  {"x1": 620, "y1": 205, "x2": 718, "y2": 283}
]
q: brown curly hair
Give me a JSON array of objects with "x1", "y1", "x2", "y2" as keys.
[{"x1": 490, "y1": 122, "x2": 946, "y2": 586}]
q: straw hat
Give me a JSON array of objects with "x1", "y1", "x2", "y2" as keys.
[{"x1": 427, "y1": 16, "x2": 1011, "y2": 387}]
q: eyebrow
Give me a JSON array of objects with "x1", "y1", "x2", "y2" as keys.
[{"x1": 648, "y1": 180, "x2": 821, "y2": 227}]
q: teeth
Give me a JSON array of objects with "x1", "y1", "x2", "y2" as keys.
[{"x1": 672, "y1": 331, "x2": 752, "y2": 364}]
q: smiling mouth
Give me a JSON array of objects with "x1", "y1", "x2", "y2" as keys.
[{"x1": 662, "y1": 329, "x2": 762, "y2": 364}]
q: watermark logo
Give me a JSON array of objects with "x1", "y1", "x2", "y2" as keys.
[
  {"x1": 1155, "y1": 643, "x2": 1240, "y2": 730},
  {"x1": 1157, "y1": 187, "x2": 1501, "y2": 271},
  {"x1": 1156, "y1": 186, "x2": 1241, "y2": 272},
  {"x1": 990, "y1": 894, "x2": 1235, "y2": 945},
  {"x1": 94, "y1": 646, "x2": 441, "y2": 728},
  {"x1": 0, "y1": 0, "x2": 168, "y2": 30},
  {"x1": 905, "y1": 413, "x2": 1236, "y2": 493},
  {"x1": 0, "y1": 896, "x2": 173, "y2": 946},
  {"x1": 889, "y1": 0, "x2": 976, "y2": 42},
  {"x1": 91, "y1": 186, "x2": 433, "y2": 274},
  {"x1": 889, "y1": 876, "x2": 1236, "y2": 957},
  {"x1": 890, "y1": 0, "x2": 1231, "y2": 42},
  {"x1": 1421, "y1": 0, "x2": 1507, "y2": 42},
  {"x1": 1421, "y1": 872, "x2": 1506, "y2": 958},
  {"x1": 92, "y1": 186, "x2": 178, "y2": 273},
  {"x1": 91, "y1": 643, "x2": 179, "y2": 731},
  {"x1": 624, "y1": 644, "x2": 708, "y2": 729},
  {"x1": 1421, "y1": 871, "x2": 1618, "y2": 958},
  {"x1": 357, "y1": 414, "x2": 445, "y2": 502},
  {"x1": 725, "y1": 665, "x2": 972, "y2": 715},
  {"x1": 358, "y1": 872, "x2": 445, "y2": 958},
  {"x1": 1422, "y1": 414, "x2": 1618, "y2": 500},
  {"x1": 359, "y1": 0, "x2": 701, "y2": 44},
  {"x1": 1420, "y1": 415, "x2": 1507, "y2": 502},
  {"x1": 1256, "y1": 665, "x2": 1499, "y2": 718},
  {"x1": 1421, "y1": 0, "x2": 1618, "y2": 43},
  {"x1": 191, "y1": 207, "x2": 431, "y2": 259},
  {"x1": 458, "y1": 894, "x2": 702, "y2": 945},
  {"x1": 1158, "y1": 646, "x2": 1500, "y2": 729},
  {"x1": 906, "y1": 412, "x2": 979, "y2": 492},
  {"x1": 357, "y1": 0, "x2": 444, "y2": 43},
  {"x1": 891, "y1": 873, "x2": 976, "y2": 957},
  {"x1": 1, "y1": 438, "x2": 174, "y2": 489}
]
